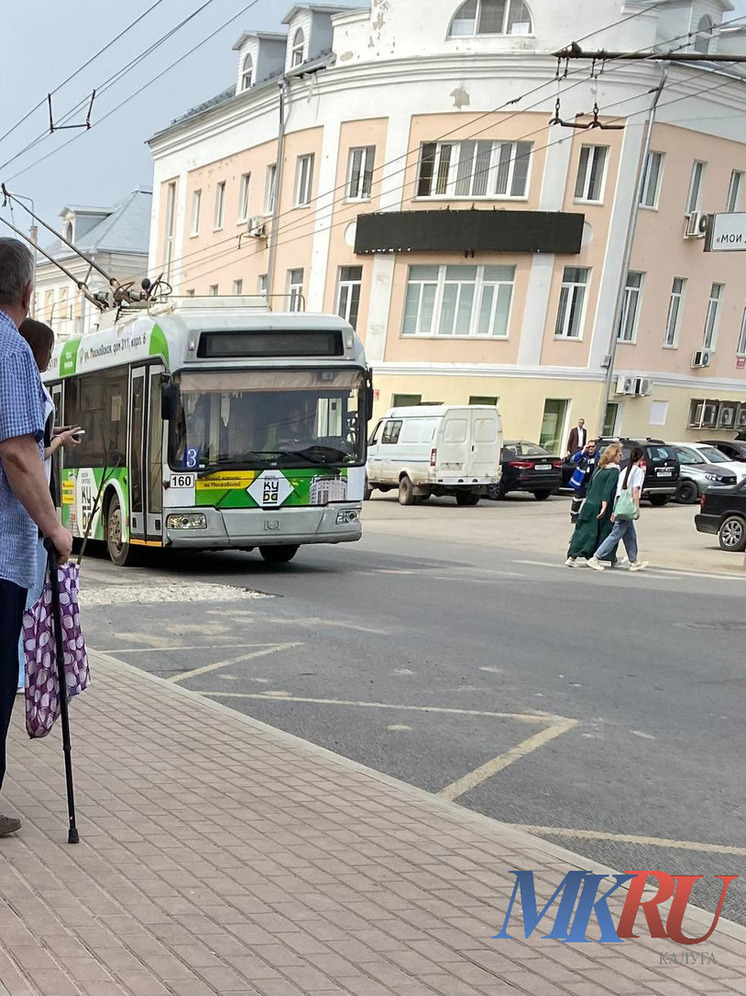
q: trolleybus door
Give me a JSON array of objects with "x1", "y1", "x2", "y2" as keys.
[{"x1": 128, "y1": 363, "x2": 165, "y2": 545}]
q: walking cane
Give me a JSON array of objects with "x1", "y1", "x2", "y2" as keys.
[{"x1": 44, "y1": 540, "x2": 80, "y2": 844}]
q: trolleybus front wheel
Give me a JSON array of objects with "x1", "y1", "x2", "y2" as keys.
[
  {"x1": 106, "y1": 495, "x2": 135, "y2": 567},
  {"x1": 259, "y1": 545, "x2": 300, "y2": 564}
]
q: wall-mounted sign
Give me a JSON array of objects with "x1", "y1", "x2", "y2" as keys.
[{"x1": 705, "y1": 213, "x2": 746, "y2": 252}]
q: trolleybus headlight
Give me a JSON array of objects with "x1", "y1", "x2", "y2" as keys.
[
  {"x1": 336, "y1": 509, "x2": 359, "y2": 525},
  {"x1": 167, "y1": 513, "x2": 208, "y2": 530}
]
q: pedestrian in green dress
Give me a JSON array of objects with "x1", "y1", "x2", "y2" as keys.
[{"x1": 565, "y1": 443, "x2": 622, "y2": 565}]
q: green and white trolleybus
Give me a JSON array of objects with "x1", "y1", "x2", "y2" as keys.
[{"x1": 46, "y1": 296, "x2": 372, "y2": 566}]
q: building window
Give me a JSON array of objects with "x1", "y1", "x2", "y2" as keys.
[
  {"x1": 348, "y1": 146, "x2": 375, "y2": 201},
  {"x1": 449, "y1": 0, "x2": 533, "y2": 37},
  {"x1": 291, "y1": 28, "x2": 305, "y2": 67},
  {"x1": 186, "y1": 289, "x2": 195, "y2": 297},
  {"x1": 258, "y1": 274, "x2": 268, "y2": 297},
  {"x1": 417, "y1": 140, "x2": 532, "y2": 199},
  {"x1": 603, "y1": 402, "x2": 619, "y2": 437},
  {"x1": 694, "y1": 15, "x2": 713, "y2": 55},
  {"x1": 164, "y1": 180, "x2": 176, "y2": 279},
  {"x1": 738, "y1": 308, "x2": 746, "y2": 356},
  {"x1": 687, "y1": 161, "x2": 706, "y2": 213},
  {"x1": 574, "y1": 145, "x2": 608, "y2": 203},
  {"x1": 209, "y1": 285, "x2": 218, "y2": 296},
  {"x1": 539, "y1": 399, "x2": 569, "y2": 454},
  {"x1": 59, "y1": 287, "x2": 71, "y2": 321},
  {"x1": 232, "y1": 279, "x2": 243, "y2": 295},
  {"x1": 469, "y1": 395, "x2": 498, "y2": 406},
  {"x1": 44, "y1": 289, "x2": 54, "y2": 321},
  {"x1": 238, "y1": 174, "x2": 251, "y2": 222},
  {"x1": 727, "y1": 170, "x2": 743, "y2": 212},
  {"x1": 241, "y1": 53, "x2": 253, "y2": 90},
  {"x1": 190, "y1": 189, "x2": 202, "y2": 237},
  {"x1": 64, "y1": 221, "x2": 74, "y2": 243},
  {"x1": 618, "y1": 271, "x2": 644, "y2": 343},
  {"x1": 555, "y1": 267, "x2": 590, "y2": 339},
  {"x1": 287, "y1": 268, "x2": 304, "y2": 311},
  {"x1": 214, "y1": 181, "x2": 226, "y2": 230},
  {"x1": 640, "y1": 151, "x2": 663, "y2": 208},
  {"x1": 336, "y1": 266, "x2": 363, "y2": 330},
  {"x1": 664, "y1": 277, "x2": 686, "y2": 348},
  {"x1": 703, "y1": 283, "x2": 724, "y2": 350},
  {"x1": 295, "y1": 154, "x2": 315, "y2": 207},
  {"x1": 391, "y1": 395, "x2": 421, "y2": 408},
  {"x1": 403, "y1": 264, "x2": 515, "y2": 338},
  {"x1": 265, "y1": 164, "x2": 277, "y2": 214}
]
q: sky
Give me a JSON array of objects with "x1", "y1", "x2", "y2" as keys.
[{"x1": 1, "y1": 0, "x2": 745, "y2": 243}]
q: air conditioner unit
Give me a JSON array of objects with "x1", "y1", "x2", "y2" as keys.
[
  {"x1": 247, "y1": 215, "x2": 268, "y2": 237},
  {"x1": 635, "y1": 377, "x2": 652, "y2": 397},
  {"x1": 736, "y1": 404, "x2": 746, "y2": 431},
  {"x1": 689, "y1": 401, "x2": 705, "y2": 428},
  {"x1": 702, "y1": 401, "x2": 720, "y2": 428},
  {"x1": 615, "y1": 374, "x2": 635, "y2": 395},
  {"x1": 691, "y1": 349, "x2": 714, "y2": 369},
  {"x1": 719, "y1": 403, "x2": 737, "y2": 429},
  {"x1": 684, "y1": 211, "x2": 708, "y2": 239}
]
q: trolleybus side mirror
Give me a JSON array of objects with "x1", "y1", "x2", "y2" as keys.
[
  {"x1": 366, "y1": 384, "x2": 374, "y2": 421},
  {"x1": 161, "y1": 382, "x2": 179, "y2": 421}
]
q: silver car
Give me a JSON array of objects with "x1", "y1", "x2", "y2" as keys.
[{"x1": 670, "y1": 443, "x2": 739, "y2": 503}]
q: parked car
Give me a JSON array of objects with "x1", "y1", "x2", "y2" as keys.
[
  {"x1": 596, "y1": 437, "x2": 680, "y2": 506},
  {"x1": 700, "y1": 439, "x2": 746, "y2": 463},
  {"x1": 695, "y1": 480, "x2": 746, "y2": 552},
  {"x1": 669, "y1": 443, "x2": 739, "y2": 503},
  {"x1": 487, "y1": 441, "x2": 563, "y2": 501},
  {"x1": 366, "y1": 405, "x2": 502, "y2": 506}
]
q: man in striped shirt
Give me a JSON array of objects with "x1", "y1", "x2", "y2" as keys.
[{"x1": 0, "y1": 238, "x2": 72, "y2": 838}]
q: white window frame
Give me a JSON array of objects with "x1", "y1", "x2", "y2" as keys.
[
  {"x1": 449, "y1": 0, "x2": 533, "y2": 37},
  {"x1": 164, "y1": 181, "x2": 177, "y2": 277},
  {"x1": 703, "y1": 283, "x2": 724, "y2": 351},
  {"x1": 240, "y1": 53, "x2": 253, "y2": 90},
  {"x1": 617, "y1": 272, "x2": 644, "y2": 344},
  {"x1": 694, "y1": 14, "x2": 713, "y2": 55},
  {"x1": 291, "y1": 28, "x2": 305, "y2": 67},
  {"x1": 416, "y1": 139, "x2": 532, "y2": 200},
  {"x1": 287, "y1": 268, "x2": 304, "y2": 311},
  {"x1": 214, "y1": 181, "x2": 226, "y2": 231},
  {"x1": 402, "y1": 264, "x2": 516, "y2": 339},
  {"x1": 336, "y1": 266, "x2": 363, "y2": 330},
  {"x1": 294, "y1": 154, "x2": 315, "y2": 207},
  {"x1": 727, "y1": 170, "x2": 743, "y2": 213},
  {"x1": 574, "y1": 145, "x2": 608, "y2": 203},
  {"x1": 232, "y1": 279, "x2": 243, "y2": 295},
  {"x1": 265, "y1": 164, "x2": 277, "y2": 215},
  {"x1": 687, "y1": 161, "x2": 706, "y2": 214},
  {"x1": 190, "y1": 188, "x2": 201, "y2": 237},
  {"x1": 347, "y1": 146, "x2": 375, "y2": 201},
  {"x1": 555, "y1": 267, "x2": 590, "y2": 340},
  {"x1": 237, "y1": 174, "x2": 251, "y2": 223},
  {"x1": 209, "y1": 284, "x2": 218, "y2": 296},
  {"x1": 258, "y1": 274, "x2": 268, "y2": 296},
  {"x1": 640, "y1": 151, "x2": 664, "y2": 209},
  {"x1": 663, "y1": 277, "x2": 686, "y2": 348}
]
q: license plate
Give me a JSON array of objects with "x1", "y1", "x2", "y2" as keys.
[
  {"x1": 657, "y1": 468, "x2": 673, "y2": 477},
  {"x1": 535, "y1": 464, "x2": 552, "y2": 471}
]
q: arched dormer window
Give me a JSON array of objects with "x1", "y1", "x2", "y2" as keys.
[
  {"x1": 694, "y1": 15, "x2": 713, "y2": 55},
  {"x1": 449, "y1": 0, "x2": 532, "y2": 37},
  {"x1": 291, "y1": 28, "x2": 305, "y2": 67},
  {"x1": 64, "y1": 221, "x2": 73, "y2": 243},
  {"x1": 240, "y1": 53, "x2": 253, "y2": 90}
]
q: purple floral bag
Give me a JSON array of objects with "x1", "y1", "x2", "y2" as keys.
[{"x1": 22, "y1": 563, "x2": 90, "y2": 739}]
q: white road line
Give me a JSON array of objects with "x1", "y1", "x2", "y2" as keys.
[
  {"x1": 167, "y1": 642, "x2": 303, "y2": 684},
  {"x1": 510, "y1": 824, "x2": 746, "y2": 857},
  {"x1": 95, "y1": 643, "x2": 281, "y2": 654},
  {"x1": 514, "y1": 559, "x2": 743, "y2": 581},
  {"x1": 438, "y1": 717, "x2": 579, "y2": 802}
]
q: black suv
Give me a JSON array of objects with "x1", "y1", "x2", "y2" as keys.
[
  {"x1": 596, "y1": 437, "x2": 680, "y2": 506},
  {"x1": 695, "y1": 480, "x2": 746, "y2": 552}
]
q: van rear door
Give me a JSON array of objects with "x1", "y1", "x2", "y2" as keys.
[
  {"x1": 437, "y1": 411, "x2": 470, "y2": 476},
  {"x1": 468, "y1": 409, "x2": 501, "y2": 479}
]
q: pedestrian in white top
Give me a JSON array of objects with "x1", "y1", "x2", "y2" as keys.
[{"x1": 587, "y1": 446, "x2": 648, "y2": 572}]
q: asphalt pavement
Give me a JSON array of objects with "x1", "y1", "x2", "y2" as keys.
[{"x1": 77, "y1": 494, "x2": 746, "y2": 928}]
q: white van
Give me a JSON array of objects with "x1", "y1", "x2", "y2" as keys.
[{"x1": 366, "y1": 405, "x2": 502, "y2": 506}]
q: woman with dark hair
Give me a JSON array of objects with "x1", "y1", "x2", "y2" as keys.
[
  {"x1": 16, "y1": 319, "x2": 81, "y2": 692},
  {"x1": 587, "y1": 446, "x2": 648, "y2": 572},
  {"x1": 566, "y1": 443, "x2": 622, "y2": 566}
]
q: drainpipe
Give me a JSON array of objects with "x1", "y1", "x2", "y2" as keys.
[
  {"x1": 266, "y1": 77, "x2": 288, "y2": 311},
  {"x1": 597, "y1": 64, "x2": 668, "y2": 434}
]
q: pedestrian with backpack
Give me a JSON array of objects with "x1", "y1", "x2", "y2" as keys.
[{"x1": 586, "y1": 446, "x2": 648, "y2": 573}]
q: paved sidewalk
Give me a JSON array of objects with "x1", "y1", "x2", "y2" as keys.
[{"x1": 0, "y1": 653, "x2": 745, "y2": 996}]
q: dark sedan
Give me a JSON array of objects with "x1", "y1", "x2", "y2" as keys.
[
  {"x1": 695, "y1": 480, "x2": 746, "y2": 552},
  {"x1": 488, "y1": 441, "x2": 563, "y2": 501}
]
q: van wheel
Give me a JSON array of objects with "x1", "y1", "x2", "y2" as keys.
[
  {"x1": 718, "y1": 516, "x2": 746, "y2": 552},
  {"x1": 533, "y1": 490, "x2": 552, "y2": 501},
  {"x1": 364, "y1": 477, "x2": 373, "y2": 501},
  {"x1": 676, "y1": 480, "x2": 698, "y2": 504},
  {"x1": 105, "y1": 495, "x2": 136, "y2": 567},
  {"x1": 398, "y1": 476, "x2": 415, "y2": 506},
  {"x1": 259, "y1": 545, "x2": 300, "y2": 564},
  {"x1": 649, "y1": 495, "x2": 670, "y2": 508},
  {"x1": 456, "y1": 493, "x2": 480, "y2": 507}
]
